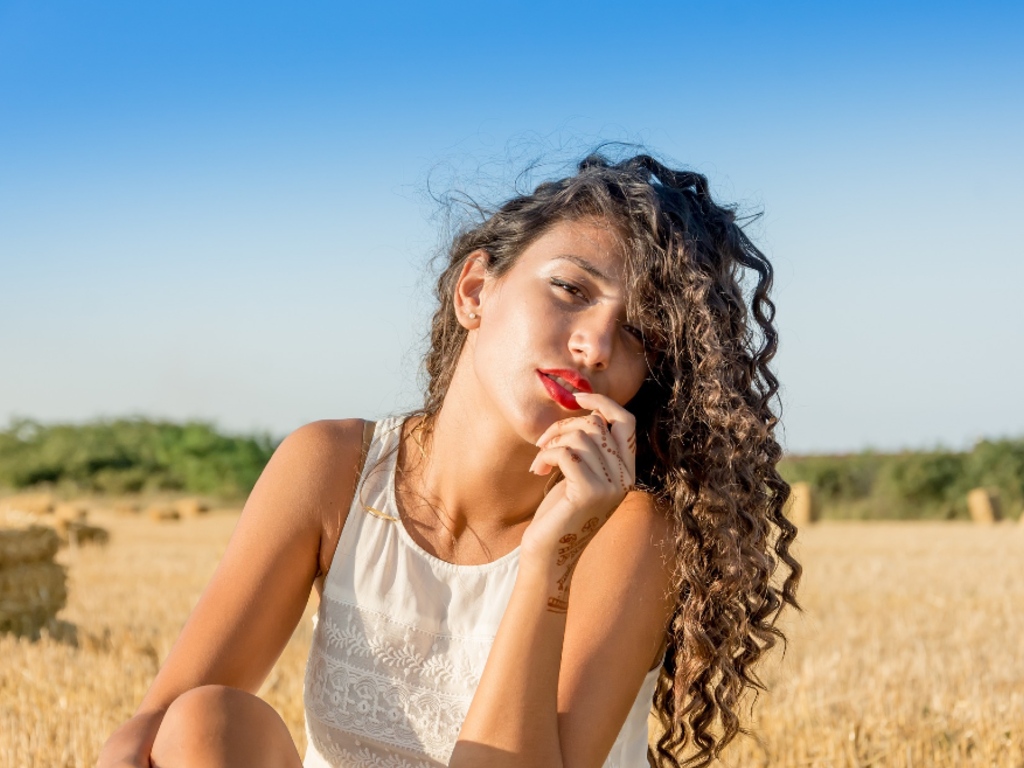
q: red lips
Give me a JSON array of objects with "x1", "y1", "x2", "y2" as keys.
[{"x1": 537, "y1": 368, "x2": 593, "y2": 411}]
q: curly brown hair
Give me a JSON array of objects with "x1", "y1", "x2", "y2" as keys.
[{"x1": 417, "y1": 152, "x2": 801, "y2": 766}]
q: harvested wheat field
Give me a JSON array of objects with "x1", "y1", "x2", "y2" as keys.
[{"x1": 1, "y1": 512, "x2": 1022, "y2": 767}]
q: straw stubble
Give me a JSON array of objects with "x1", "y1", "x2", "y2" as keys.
[{"x1": 1, "y1": 513, "x2": 1021, "y2": 767}]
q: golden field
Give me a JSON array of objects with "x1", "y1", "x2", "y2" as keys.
[{"x1": 1, "y1": 511, "x2": 1022, "y2": 767}]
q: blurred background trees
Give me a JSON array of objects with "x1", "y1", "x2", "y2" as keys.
[
  {"x1": 0, "y1": 417, "x2": 1021, "y2": 518},
  {"x1": 780, "y1": 438, "x2": 1024, "y2": 520},
  {"x1": 0, "y1": 418, "x2": 276, "y2": 499}
]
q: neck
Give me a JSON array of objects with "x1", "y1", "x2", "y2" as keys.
[{"x1": 398, "y1": 363, "x2": 551, "y2": 545}]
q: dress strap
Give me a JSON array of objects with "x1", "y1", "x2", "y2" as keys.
[
  {"x1": 358, "y1": 419, "x2": 375, "y2": 476},
  {"x1": 361, "y1": 417, "x2": 400, "y2": 522}
]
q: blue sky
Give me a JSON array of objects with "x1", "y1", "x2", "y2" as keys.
[{"x1": 1, "y1": 1, "x2": 1022, "y2": 454}]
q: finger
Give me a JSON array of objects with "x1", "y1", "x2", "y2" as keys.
[
  {"x1": 530, "y1": 435, "x2": 609, "y2": 485},
  {"x1": 536, "y1": 413, "x2": 607, "y2": 449},
  {"x1": 530, "y1": 444, "x2": 604, "y2": 492},
  {"x1": 536, "y1": 430, "x2": 618, "y2": 487},
  {"x1": 593, "y1": 428, "x2": 635, "y2": 492},
  {"x1": 534, "y1": 412, "x2": 607, "y2": 447},
  {"x1": 572, "y1": 392, "x2": 637, "y2": 476},
  {"x1": 571, "y1": 391, "x2": 632, "y2": 432}
]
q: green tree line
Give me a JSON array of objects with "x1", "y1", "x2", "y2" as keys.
[
  {"x1": 2, "y1": 418, "x2": 1022, "y2": 518},
  {"x1": 779, "y1": 438, "x2": 1024, "y2": 520},
  {"x1": 0, "y1": 418, "x2": 278, "y2": 499}
]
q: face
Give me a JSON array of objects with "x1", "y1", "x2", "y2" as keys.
[{"x1": 457, "y1": 217, "x2": 651, "y2": 441}]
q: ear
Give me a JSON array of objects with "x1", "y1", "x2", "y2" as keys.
[{"x1": 454, "y1": 250, "x2": 489, "y2": 329}]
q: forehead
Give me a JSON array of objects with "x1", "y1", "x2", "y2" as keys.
[{"x1": 517, "y1": 217, "x2": 627, "y2": 278}]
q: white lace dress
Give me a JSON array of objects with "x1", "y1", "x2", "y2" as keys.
[{"x1": 302, "y1": 417, "x2": 660, "y2": 767}]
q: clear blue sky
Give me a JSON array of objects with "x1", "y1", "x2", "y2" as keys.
[{"x1": 2, "y1": 0, "x2": 1022, "y2": 454}]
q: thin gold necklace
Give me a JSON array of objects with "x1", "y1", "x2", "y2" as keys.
[
  {"x1": 372, "y1": 416, "x2": 548, "y2": 563},
  {"x1": 363, "y1": 417, "x2": 428, "y2": 523},
  {"x1": 376, "y1": 417, "x2": 462, "y2": 562}
]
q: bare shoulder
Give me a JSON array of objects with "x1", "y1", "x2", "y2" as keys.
[
  {"x1": 275, "y1": 418, "x2": 365, "y2": 463},
  {"x1": 591, "y1": 489, "x2": 675, "y2": 564},
  {"x1": 557, "y1": 491, "x2": 676, "y2": 767},
  {"x1": 572, "y1": 490, "x2": 676, "y2": 616},
  {"x1": 133, "y1": 418, "x2": 372, "y2": 711},
  {"x1": 266, "y1": 419, "x2": 365, "y2": 496},
  {"x1": 267, "y1": 419, "x2": 369, "y2": 580}
]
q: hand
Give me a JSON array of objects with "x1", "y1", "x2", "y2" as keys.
[
  {"x1": 522, "y1": 392, "x2": 637, "y2": 611},
  {"x1": 95, "y1": 709, "x2": 166, "y2": 768}
]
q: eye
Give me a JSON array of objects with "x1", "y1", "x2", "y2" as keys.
[
  {"x1": 621, "y1": 323, "x2": 645, "y2": 345},
  {"x1": 550, "y1": 278, "x2": 588, "y2": 301}
]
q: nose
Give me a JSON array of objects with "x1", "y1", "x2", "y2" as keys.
[{"x1": 569, "y1": 311, "x2": 617, "y2": 371}]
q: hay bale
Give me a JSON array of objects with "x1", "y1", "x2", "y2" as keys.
[
  {"x1": 0, "y1": 560, "x2": 67, "y2": 636},
  {"x1": 0, "y1": 514, "x2": 67, "y2": 637},
  {"x1": 0, "y1": 492, "x2": 56, "y2": 516},
  {"x1": 175, "y1": 498, "x2": 209, "y2": 519},
  {"x1": 146, "y1": 505, "x2": 180, "y2": 523},
  {"x1": 113, "y1": 501, "x2": 140, "y2": 516},
  {"x1": 58, "y1": 519, "x2": 109, "y2": 547},
  {"x1": 54, "y1": 502, "x2": 89, "y2": 524},
  {"x1": 0, "y1": 525, "x2": 61, "y2": 567},
  {"x1": 1, "y1": 506, "x2": 43, "y2": 530},
  {"x1": 967, "y1": 488, "x2": 1001, "y2": 524},
  {"x1": 786, "y1": 481, "x2": 819, "y2": 526}
]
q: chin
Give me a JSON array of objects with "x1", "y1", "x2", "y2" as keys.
[{"x1": 497, "y1": 401, "x2": 557, "y2": 446}]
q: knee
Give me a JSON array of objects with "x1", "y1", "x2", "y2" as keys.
[
  {"x1": 163, "y1": 685, "x2": 236, "y2": 737},
  {"x1": 151, "y1": 685, "x2": 298, "y2": 768},
  {"x1": 152, "y1": 685, "x2": 237, "y2": 766}
]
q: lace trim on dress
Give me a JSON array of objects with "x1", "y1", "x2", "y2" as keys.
[
  {"x1": 305, "y1": 599, "x2": 495, "y2": 764},
  {"x1": 307, "y1": 725, "x2": 441, "y2": 768},
  {"x1": 328, "y1": 745, "x2": 437, "y2": 768}
]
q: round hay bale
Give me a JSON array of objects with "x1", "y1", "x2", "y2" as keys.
[
  {"x1": 0, "y1": 525, "x2": 61, "y2": 567},
  {"x1": 786, "y1": 481, "x2": 819, "y2": 526},
  {"x1": 0, "y1": 560, "x2": 67, "y2": 636},
  {"x1": 967, "y1": 488, "x2": 1001, "y2": 524},
  {"x1": 146, "y1": 505, "x2": 180, "y2": 523},
  {"x1": 175, "y1": 498, "x2": 209, "y2": 519},
  {"x1": 113, "y1": 501, "x2": 141, "y2": 516},
  {"x1": 0, "y1": 492, "x2": 56, "y2": 516},
  {"x1": 54, "y1": 502, "x2": 89, "y2": 524}
]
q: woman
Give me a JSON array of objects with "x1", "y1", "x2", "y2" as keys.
[{"x1": 98, "y1": 152, "x2": 801, "y2": 768}]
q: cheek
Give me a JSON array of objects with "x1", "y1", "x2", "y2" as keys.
[
  {"x1": 473, "y1": 299, "x2": 546, "y2": 386},
  {"x1": 614, "y1": 358, "x2": 650, "y2": 405},
  {"x1": 480, "y1": 289, "x2": 559, "y2": 358}
]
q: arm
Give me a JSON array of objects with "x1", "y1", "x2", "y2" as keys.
[
  {"x1": 450, "y1": 493, "x2": 674, "y2": 768},
  {"x1": 449, "y1": 398, "x2": 676, "y2": 768},
  {"x1": 97, "y1": 419, "x2": 365, "y2": 768}
]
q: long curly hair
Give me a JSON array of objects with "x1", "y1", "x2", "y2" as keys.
[{"x1": 417, "y1": 152, "x2": 801, "y2": 766}]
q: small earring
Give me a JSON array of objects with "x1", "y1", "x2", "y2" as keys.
[{"x1": 468, "y1": 312, "x2": 477, "y2": 320}]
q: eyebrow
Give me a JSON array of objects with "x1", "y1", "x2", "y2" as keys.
[{"x1": 552, "y1": 254, "x2": 613, "y2": 284}]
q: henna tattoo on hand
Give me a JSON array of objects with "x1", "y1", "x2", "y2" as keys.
[
  {"x1": 546, "y1": 517, "x2": 600, "y2": 613},
  {"x1": 599, "y1": 434, "x2": 632, "y2": 491},
  {"x1": 556, "y1": 521, "x2": 596, "y2": 565},
  {"x1": 539, "y1": 419, "x2": 638, "y2": 614},
  {"x1": 546, "y1": 554, "x2": 583, "y2": 614}
]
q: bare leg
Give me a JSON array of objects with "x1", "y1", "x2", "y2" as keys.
[{"x1": 150, "y1": 685, "x2": 303, "y2": 768}]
